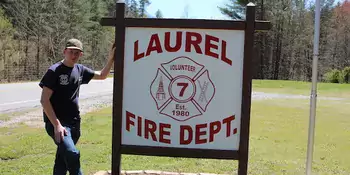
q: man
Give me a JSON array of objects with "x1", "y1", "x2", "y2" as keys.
[{"x1": 39, "y1": 38, "x2": 115, "y2": 175}]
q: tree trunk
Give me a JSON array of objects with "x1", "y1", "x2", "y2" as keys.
[
  {"x1": 36, "y1": 35, "x2": 40, "y2": 79},
  {"x1": 24, "y1": 34, "x2": 29, "y2": 77},
  {"x1": 273, "y1": 20, "x2": 283, "y2": 80}
]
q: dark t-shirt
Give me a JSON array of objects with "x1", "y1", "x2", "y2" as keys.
[{"x1": 39, "y1": 61, "x2": 95, "y2": 124}]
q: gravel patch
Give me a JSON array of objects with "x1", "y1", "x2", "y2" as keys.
[
  {"x1": 0, "y1": 91, "x2": 346, "y2": 128},
  {"x1": 252, "y1": 92, "x2": 345, "y2": 101},
  {"x1": 94, "y1": 170, "x2": 227, "y2": 175},
  {"x1": 0, "y1": 92, "x2": 113, "y2": 128}
]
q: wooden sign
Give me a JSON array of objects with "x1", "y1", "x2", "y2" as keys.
[{"x1": 100, "y1": 1, "x2": 271, "y2": 175}]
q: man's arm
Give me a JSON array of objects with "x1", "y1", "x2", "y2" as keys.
[
  {"x1": 40, "y1": 86, "x2": 67, "y2": 143},
  {"x1": 40, "y1": 87, "x2": 60, "y2": 126},
  {"x1": 92, "y1": 43, "x2": 116, "y2": 80},
  {"x1": 92, "y1": 57, "x2": 114, "y2": 80}
]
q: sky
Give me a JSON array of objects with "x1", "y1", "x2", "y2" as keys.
[
  {"x1": 146, "y1": 0, "x2": 232, "y2": 20},
  {"x1": 146, "y1": 0, "x2": 347, "y2": 20}
]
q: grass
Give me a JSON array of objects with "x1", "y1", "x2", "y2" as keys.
[
  {"x1": 1, "y1": 80, "x2": 350, "y2": 175},
  {"x1": 2, "y1": 76, "x2": 350, "y2": 98},
  {"x1": 1, "y1": 98, "x2": 350, "y2": 175},
  {"x1": 249, "y1": 99, "x2": 350, "y2": 175},
  {"x1": 0, "y1": 114, "x2": 11, "y2": 121},
  {"x1": 252, "y1": 79, "x2": 350, "y2": 98}
]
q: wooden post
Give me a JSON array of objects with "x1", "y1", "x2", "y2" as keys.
[
  {"x1": 238, "y1": 3, "x2": 256, "y2": 175},
  {"x1": 111, "y1": 1, "x2": 125, "y2": 175}
]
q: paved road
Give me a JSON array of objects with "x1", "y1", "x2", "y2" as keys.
[
  {"x1": 0, "y1": 78, "x2": 114, "y2": 114},
  {"x1": 1, "y1": 77, "x2": 346, "y2": 114}
]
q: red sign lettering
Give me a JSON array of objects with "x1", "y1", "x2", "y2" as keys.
[
  {"x1": 179, "y1": 115, "x2": 236, "y2": 145},
  {"x1": 126, "y1": 110, "x2": 172, "y2": 144},
  {"x1": 179, "y1": 125, "x2": 193, "y2": 145},
  {"x1": 126, "y1": 111, "x2": 237, "y2": 145},
  {"x1": 205, "y1": 34, "x2": 219, "y2": 59},
  {"x1": 185, "y1": 32, "x2": 203, "y2": 54},
  {"x1": 133, "y1": 31, "x2": 232, "y2": 66},
  {"x1": 209, "y1": 121, "x2": 221, "y2": 142},
  {"x1": 145, "y1": 34, "x2": 163, "y2": 57},
  {"x1": 165, "y1": 31, "x2": 182, "y2": 52},
  {"x1": 133, "y1": 40, "x2": 144, "y2": 62}
]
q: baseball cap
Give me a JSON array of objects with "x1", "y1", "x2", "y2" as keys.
[{"x1": 65, "y1": 38, "x2": 83, "y2": 52}]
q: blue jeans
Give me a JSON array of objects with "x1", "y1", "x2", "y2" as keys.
[{"x1": 45, "y1": 122, "x2": 83, "y2": 175}]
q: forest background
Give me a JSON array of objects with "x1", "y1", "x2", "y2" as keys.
[{"x1": 0, "y1": 0, "x2": 349, "y2": 83}]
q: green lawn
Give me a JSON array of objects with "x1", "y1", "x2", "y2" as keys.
[
  {"x1": 1, "y1": 80, "x2": 350, "y2": 175},
  {"x1": 1, "y1": 98, "x2": 350, "y2": 175},
  {"x1": 252, "y1": 79, "x2": 350, "y2": 98},
  {"x1": 0, "y1": 114, "x2": 11, "y2": 121},
  {"x1": 102, "y1": 78, "x2": 350, "y2": 98},
  {"x1": 2, "y1": 77, "x2": 350, "y2": 98}
]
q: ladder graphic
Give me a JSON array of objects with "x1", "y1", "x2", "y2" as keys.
[{"x1": 198, "y1": 80, "x2": 208, "y2": 103}]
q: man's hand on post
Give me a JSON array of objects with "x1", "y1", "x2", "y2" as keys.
[{"x1": 108, "y1": 42, "x2": 116, "y2": 61}]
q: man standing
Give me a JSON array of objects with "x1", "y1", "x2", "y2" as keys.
[{"x1": 39, "y1": 38, "x2": 115, "y2": 175}]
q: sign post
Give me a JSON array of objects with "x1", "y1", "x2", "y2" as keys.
[
  {"x1": 306, "y1": 0, "x2": 321, "y2": 174},
  {"x1": 101, "y1": 1, "x2": 270, "y2": 175}
]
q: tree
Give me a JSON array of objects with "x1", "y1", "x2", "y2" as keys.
[
  {"x1": 328, "y1": 0, "x2": 350, "y2": 69},
  {"x1": 0, "y1": 0, "x2": 153, "y2": 82},
  {"x1": 128, "y1": 0, "x2": 139, "y2": 17},
  {"x1": 217, "y1": 0, "x2": 330, "y2": 80},
  {"x1": 84, "y1": 0, "x2": 109, "y2": 68},
  {"x1": 218, "y1": 0, "x2": 249, "y2": 20},
  {"x1": 155, "y1": 9, "x2": 163, "y2": 18},
  {"x1": 0, "y1": 0, "x2": 11, "y2": 4},
  {"x1": 138, "y1": 0, "x2": 150, "y2": 17},
  {"x1": 0, "y1": 7, "x2": 15, "y2": 82},
  {"x1": 182, "y1": 3, "x2": 190, "y2": 18}
]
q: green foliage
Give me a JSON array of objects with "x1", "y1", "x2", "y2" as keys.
[
  {"x1": 0, "y1": 7, "x2": 13, "y2": 35},
  {"x1": 324, "y1": 68, "x2": 350, "y2": 84},
  {"x1": 0, "y1": 0, "x2": 153, "y2": 82},
  {"x1": 217, "y1": 0, "x2": 349, "y2": 82},
  {"x1": 155, "y1": 9, "x2": 163, "y2": 18},
  {"x1": 323, "y1": 67, "x2": 350, "y2": 84},
  {"x1": 0, "y1": 7, "x2": 16, "y2": 65},
  {"x1": 341, "y1": 67, "x2": 350, "y2": 83},
  {"x1": 138, "y1": 0, "x2": 150, "y2": 17},
  {"x1": 127, "y1": 0, "x2": 140, "y2": 17},
  {"x1": 217, "y1": 0, "x2": 250, "y2": 20},
  {"x1": 324, "y1": 69, "x2": 343, "y2": 83}
]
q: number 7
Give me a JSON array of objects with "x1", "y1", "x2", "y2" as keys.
[{"x1": 177, "y1": 83, "x2": 188, "y2": 97}]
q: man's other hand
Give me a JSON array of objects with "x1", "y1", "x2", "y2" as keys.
[{"x1": 54, "y1": 124, "x2": 67, "y2": 143}]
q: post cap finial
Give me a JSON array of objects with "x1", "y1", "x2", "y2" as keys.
[
  {"x1": 247, "y1": 2, "x2": 255, "y2": 6},
  {"x1": 117, "y1": 0, "x2": 125, "y2": 3}
]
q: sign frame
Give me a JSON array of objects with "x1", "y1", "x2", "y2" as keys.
[{"x1": 100, "y1": 1, "x2": 271, "y2": 175}]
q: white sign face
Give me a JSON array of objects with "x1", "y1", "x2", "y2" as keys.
[{"x1": 122, "y1": 27, "x2": 245, "y2": 150}]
